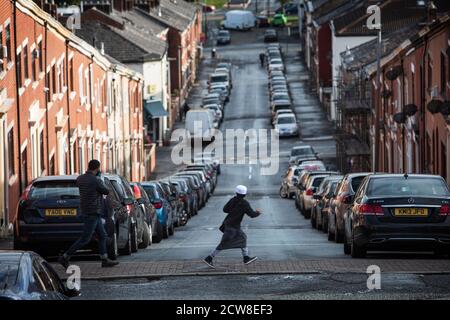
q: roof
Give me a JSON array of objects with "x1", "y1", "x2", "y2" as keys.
[
  {"x1": 114, "y1": 8, "x2": 168, "y2": 37},
  {"x1": 341, "y1": 24, "x2": 423, "y2": 71},
  {"x1": 33, "y1": 175, "x2": 79, "y2": 182},
  {"x1": 142, "y1": 0, "x2": 199, "y2": 31},
  {"x1": 313, "y1": 0, "x2": 365, "y2": 26},
  {"x1": 333, "y1": 0, "x2": 429, "y2": 36},
  {"x1": 76, "y1": 19, "x2": 167, "y2": 63}
]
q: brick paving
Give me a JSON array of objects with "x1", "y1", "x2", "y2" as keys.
[{"x1": 52, "y1": 258, "x2": 450, "y2": 280}]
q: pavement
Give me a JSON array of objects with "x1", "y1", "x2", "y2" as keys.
[{"x1": 55, "y1": 258, "x2": 450, "y2": 281}]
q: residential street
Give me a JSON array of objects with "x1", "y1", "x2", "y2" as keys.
[{"x1": 65, "y1": 27, "x2": 450, "y2": 300}]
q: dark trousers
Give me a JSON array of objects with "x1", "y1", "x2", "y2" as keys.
[{"x1": 64, "y1": 214, "x2": 108, "y2": 259}]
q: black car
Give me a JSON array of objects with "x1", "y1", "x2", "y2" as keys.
[
  {"x1": 343, "y1": 174, "x2": 450, "y2": 258},
  {"x1": 171, "y1": 176, "x2": 199, "y2": 216},
  {"x1": 0, "y1": 251, "x2": 80, "y2": 300},
  {"x1": 130, "y1": 183, "x2": 159, "y2": 247},
  {"x1": 13, "y1": 175, "x2": 132, "y2": 259},
  {"x1": 264, "y1": 29, "x2": 278, "y2": 42},
  {"x1": 174, "y1": 173, "x2": 206, "y2": 208},
  {"x1": 159, "y1": 179, "x2": 186, "y2": 227},
  {"x1": 105, "y1": 174, "x2": 147, "y2": 253},
  {"x1": 311, "y1": 175, "x2": 344, "y2": 230},
  {"x1": 216, "y1": 30, "x2": 231, "y2": 45}
]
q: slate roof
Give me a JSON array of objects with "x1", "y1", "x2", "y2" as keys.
[
  {"x1": 334, "y1": 0, "x2": 450, "y2": 36},
  {"x1": 140, "y1": 0, "x2": 199, "y2": 31},
  {"x1": 114, "y1": 8, "x2": 168, "y2": 37},
  {"x1": 340, "y1": 24, "x2": 422, "y2": 71},
  {"x1": 76, "y1": 20, "x2": 167, "y2": 63},
  {"x1": 313, "y1": 0, "x2": 365, "y2": 26}
]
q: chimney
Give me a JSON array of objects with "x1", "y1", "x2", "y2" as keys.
[{"x1": 427, "y1": 0, "x2": 437, "y2": 23}]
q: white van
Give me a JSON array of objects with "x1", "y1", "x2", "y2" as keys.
[
  {"x1": 223, "y1": 10, "x2": 255, "y2": 30},
  {"x1": 185, "y1": 110, "x2": 216, "y2": 142}
]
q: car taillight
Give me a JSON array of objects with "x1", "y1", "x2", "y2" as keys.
[
  {"x1": 359, "y1": 204, "x2": 384, "y2": 216},
  {"x1": 126, "y1": 204, "x2": 132, "y2": 215},
  {"x1": 439, "y1": 205, "x2": 450, "y2": 216},
  {"x1": 20, "y1": 184, "x2": 33, "y2": 201},
  {"x1": 153, "y1": 201, "x2": 163, "y2": 209},
  {"x1": 305, "y1": 188, "x2": 314, "y2": 196},
  {"x1": 133, "y1": 185, "x2": 142, "y2": 199}
]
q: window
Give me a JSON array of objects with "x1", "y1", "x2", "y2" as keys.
[
  {"x1": 0, "y1": 29, "x2": 3, "y2": 72},
  {"x1": 38, "y1": 41, "x2": 43, "y2": 73},
  {"x1": 441, "y1": 52, "x2": 447, "y2": 96},
  {"x1": 7, "y1": 129, "x2": 14, "y2": 177},
  {"x1": 51, "y1": 64, "x2": 56, "y2": 95},
  {"x1": 69, "y1": 59, "x2": 74, "y2": 92},
  {"x1": 78, "y1": 66, "x2": 83, "y2": 102},
  {"x1": 5, "y1": 24, "x2": 11, "y2": 64},
  {"x1": 31, "y1": 49, "x2": 37, "y2": 82},
  {"x1": 427, "y1": 54, "x2": 433, "y2": 93},
  {"x1": 40, "y1": 131, "x2": 45, "y2": 173},
  {"x1": 17, "y1": 51, "x2": 22, "y2": 88},
  {"x1": 23, "y1": 45, "x2": 29, "y2": 80},
  {"x1": 21, "y1": 147, "x2": 28, "y2": 191},
  {"x1": 45, "y1": 71, "x2": 51, "y2": 102}
]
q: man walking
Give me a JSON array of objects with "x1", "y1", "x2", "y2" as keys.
[
  {"x1": 204, "y1": 185, "x2": 262, "y2": 268},
  {"x1": 59, "y1": 160, "x2": 119, "y2": 268}
]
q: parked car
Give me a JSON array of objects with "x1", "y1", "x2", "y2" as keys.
[
  {"x1": 343, "y1": 174, "x2": 450, "y2": 258},
  {"x1": 170, "y1": 176, "x2": 199, "y2": 216},
  {"x1": 0, "y1": 251, "x2": 80, "y2": 300},
  {"x1": 280, "y1": 165, "x2": 301, "y2": 198},
  {"x1": 169, "y1": 178, "x2": 195, "y2": 219},
  {"x1": 327, "y1": 172, "x2": 371, "y2": 243},
  {"x1": 158, "y1": 178, "x2": 187, "y2": 228},
  {"x1": 264, "y1": 29, "x2": 278, "y2": 42},
  {"x1": 274, "y1": 113, "x2": 299, "y2": 137},
  {"x1": 289, "y1": 145, "x2": 317, "y2": 165},
  {"x1": 311, "y1": 175, "x2": 344, "y2": 230},
  {"x1": 105, "y1": 174, "x2": 148, "y2": 252},
  {"x1": 271, "y1": 13, "x2": 287, "y2": 27},
  {"x1": 174, "y1": 173, "x2": 207, "y2": 208},
  {"x1": 217, "y1": 30, "x2": 231, "y2": 45},
  {"x1": 318, "y1": 179, "x2": 343, "y2": 234},
  {"x1": 298, "y1": 173, "x2": 340, "y2": 218},
  {"x1": 13, "y1": 175, "x2": 132, "y2": 259},
  {"x1": 140, "y1": 182, "x2": 175, "y2": 240},
  {"x1": 130, "y1": 183, "x2": 158, "y2": 247}
]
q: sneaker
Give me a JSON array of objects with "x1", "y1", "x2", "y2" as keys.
[
  {"x1": 101, "y1": 258, "x2": 119, "y2": 268},
  {"x1": 58, "y1": 255, "x2": 69, "y2": 269},
  {"x1": 203, "y1": 256, "x2": 215, "y2": 268},
  {"x1": 243, "y1": 256, "x2": 258, "y2": 265}
]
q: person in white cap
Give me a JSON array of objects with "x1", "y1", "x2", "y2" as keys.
[{"x1": 204, "y1": 185, "x2": 262, "y2": 268}]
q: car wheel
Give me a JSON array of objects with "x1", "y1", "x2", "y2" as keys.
[
  {"x1": 316, "y1": 214, "x2": 322, "y2": 231},
  {"x1": 162, "y1": 224, "x2": 169, "y2": 239},
  {"x1": 138, "y1": 222, "x2": 150, "y2": 249},
  {"x1": 153, "y1": 221, "x2": 163, "y2": 243},
  {"x1": 343, "y1": 232, "x2": 351, "y2": 255},
  {"x1": 334, "y1": 224, "x2": 344, "y2": 243},
  {"x1": 322, "y1": 214, "x2": 328, "y2": 233},
  {"x1": 120, "y1": 227, "x2": 132, "y2": 255},
  {"x1": 108, "y1": 232, "x2": 119, "y2": 260},
  {"x1": 310, "y1": 212, "x2": 316, "y2": 228},
  {"x1": 131, "y1": 224, "x2": 138, "y2": 253},
  {"x1": 279, "y1": 186, "x2": 288, "y2": 198},
  {"x1": 327, "y1": 218, "x2": 335, "y2": 241},
  {"x1": 169, "y1": 222, "x2": 175, "y2": 236},
  {"x1": 304, "y1": 208, "x2": 311, "y2": 219},
  {"x1": 351, "y1": 234, "x2": 366, "y2": 258}
]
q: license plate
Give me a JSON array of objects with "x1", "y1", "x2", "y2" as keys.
[
  {"x1": 394, "y1": 208, "x2": 428, "y2": 217},
  {"x1": 45, "y1": 208, "x2": 77, "y2": 217}
]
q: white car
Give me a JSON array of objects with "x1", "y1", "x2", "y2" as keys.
[
  {"x1": 274, "y1": 114, "x2": 298, "y2": 137},
  {"x1": 272, "y1": 109, "x2": 294, "y2": 126},
  {"x1": 205, "y1": 105, "x2": 223, "y2": 123}
]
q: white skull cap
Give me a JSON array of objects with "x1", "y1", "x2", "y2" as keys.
[{"x1": 235, "y1": 185, "x2": 247, "y2": 195}]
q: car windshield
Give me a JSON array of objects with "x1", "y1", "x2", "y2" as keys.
[
  {"x1": 366, "y1": 177, "x2": 450, "y2": 197},
  {"x1": 312, "y1": 177, "x2": 325, "y2": 188},
  {"x1": 291, "y1": 147, "x2": 313, "y2": 156},
  {"x1": 211, "y1": 75, "x2": 227, "y2": 82},
  {"x1": 219, "y1": 31, "x2": 229, "y2": 36},
  {"x1": 29, "y1": 181, "x2": 79, "y2": 200},
  {"x1": 142, "y1": 185, "x2": 158, "y2": 200},
  {"x1": 278, "y1": 117, "x2": 295, "y2": 124}
]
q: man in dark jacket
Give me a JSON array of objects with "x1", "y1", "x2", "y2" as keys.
[
  {"x1": 59, "y1": 160, "x2": 119, "y2": 268},
  {"x1": 204, "y1": 185, "x2": 262, "y2": 268}
]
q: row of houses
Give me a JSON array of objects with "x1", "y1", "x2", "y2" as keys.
[
  {"x1": 298, "y1": 0, "x2": 450, "y2": 183},
  {"x1": 0, "y1": 0, "x2": 202, "y2": 234}
]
